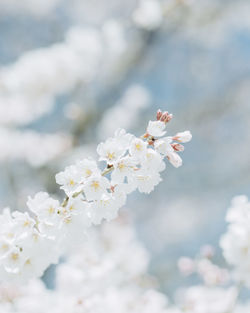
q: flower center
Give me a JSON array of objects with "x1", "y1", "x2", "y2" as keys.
[
  {"x1": 23, "y1": 220, "x2": 31, "y2": 227},
  {"x1": 135, "y1": 143, "x2": 142, "y2": 151},
  {"x1": 11, "y1": 253, "x2": 19, "y2": 261},
  {"x1": 48, "y1": 207, "x2": 55, "y2": 214},
  {"x1": 85, "y1": 169, "x2": 92, "y2": 177},
  {"x1": 107, "y1": 152, "x2": 115, "y2": 160},
  {"x1": 91, "y1": 181, "x2": 100, "y2": 191},
  {"x1": 1, "y1": 244, "x2": 8, "y2": 252},
  {"x1": 118, "y1": 162, "x2": 125, "y2": 170}
]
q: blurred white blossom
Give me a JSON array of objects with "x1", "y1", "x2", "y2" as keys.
[
  {"x1": 0, "y1": 128, "x2": 71, "y2": 166},
  {"x1": 133, "y1": 0, "x2": 163, "y2": 30}
]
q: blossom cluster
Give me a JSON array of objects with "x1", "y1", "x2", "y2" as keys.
[
  {"x1": 220, "y1": 195, "x2": 250, "y2": 286},
  {"x1": 0, "y1": 218, "x2": 169, "y2": 313},
  {"x1": 159, "y1": 195, "x2": 250, "y2": 313},
  {"x1": 3, "y1": 199, "x2": 250, "y2": 313},
  {"x1": 0, "y1": 110, "x2": 191, "y2": 283},
  {"x1": 173, "y1": 285, "x2": 238, "y2": 313},
  {"x1": 0, "y1": 27, "x2": 102, "y2": 127},
  {"x1": 178, "y1": 246, "x2": 230, "y2": 286},
  {"x1": 0, "y1": 0, "x2": 165, "y2": 128}
]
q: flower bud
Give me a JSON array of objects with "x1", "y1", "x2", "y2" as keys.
[
  {"x1": 166, "y1": 151, "x2": 182, "y2": 168},
  {"x1": 156, "y1": 109, "x2": 162, "y2": 121},
  {"x1": 172, "y1": 143, "x2": 184, "y2": 152},
  {"x1": 160, "y1": 112, "x2": 173, "y2": 123},
  {"x1": 173, "y1": 131, "x2": 192, "y2": 143}
]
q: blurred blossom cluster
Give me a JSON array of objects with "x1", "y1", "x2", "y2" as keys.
[
  {"x1": 0, "y1": 219, "x2": 168, "y2": 313},
  {"x1": 166, "y1": 196, "x2": 250, "y2": 313},
  {"x1": 2, "y1": 194, "x2": 250, "y2": 312}
]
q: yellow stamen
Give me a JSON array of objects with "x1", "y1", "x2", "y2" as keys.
[
  {"x1": 48, "y1": 207, "x2": 55, "y2": 214},
  {"x1": 23, "y1": 220, "x2": 30, "y2": 227},
  {"x1": 135, "y1": 143, "x2": 142, "y2": 151},
  {"x1": 91, "y1": 181, "x2": 100, "y2": 191},
  {"x1": 118, "y1": 162, "x2": 125, "y2": 170},
  {"x1": 100, "y1": 199, "x2": 110, "y2": 206},
  {"x1": 85, "y1": 169, "x2": 92, "y2": 177},
  {"x1": 11, "y1": 253, "x2": 19, "y2": 261},
  {"x1": 1, "y1": 244, "x2": 8, "y2": 251},
  {"x1": 107, "y1": 152, "x2": 115, "y2": 160},
  {"x1": 137, "y1": 175, "x2": 148, "y2": 181},
  {"x1": 69, "y1": 179, "x2": 75, "y2": 186}
]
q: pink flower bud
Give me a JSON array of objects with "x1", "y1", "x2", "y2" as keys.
[
  {"x1": 172, "y1": 143, "x2": 184, "y2": 152},
  {"x1": 160, "y1": 112, "x2": 173, "y2": 123},
  {"x1": 156, "y1": 109, "x2": 162, "y2": 120}
]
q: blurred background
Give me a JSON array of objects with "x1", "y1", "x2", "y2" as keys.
[{"x1": 0, "y1": 0, "x2": 249, "y2": 297}]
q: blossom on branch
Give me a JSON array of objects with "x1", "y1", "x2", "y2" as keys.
[{"x1": 0, "y1": 110, "x2": 191, "y2": 283}]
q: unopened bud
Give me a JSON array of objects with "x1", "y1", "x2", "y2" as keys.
[
  {"x1": 200, "y1": 245, "x2": 215, "y2": 259},
  {"x1": 156, "y1": 110, "x2": 173, "y2": 123},
  {"x1": 156, "y1": 109, "x2": 163, "y2": 120},
  {"x1": 166, "y1": 151, "x2": 182, "y2": 168},
  {"x1": 172, "y1": 143, "x2": 184, "y2": 152},
  {"x1": 160, "y1": 112, "x2": 173, "y2": 123}
]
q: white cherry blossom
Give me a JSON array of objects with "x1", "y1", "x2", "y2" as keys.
[
  {"x1": 75, "y1": 158, "x2": 99, "y2": 180},
  {"x1": 88, "y1": 195, "x2": 119, "y2": 225},
  {"x1": 147, "y1": 120, "x2": 166, "y2": 137},
  {"x1": 173, "y1": 131, "x2": 192, "y2": 143},
  {"x1": 129, "y1": 138, "x2": 147, "y2": 159},
  {"x1": 134, "y1": 168, "x2": 162, "y2": 194},
  {"x1": 55, "y1": 165, "x2": 82, "y2": 196},
  {"x1": 114, "y1": 128, "x2": 134, "y2": 150},
  {"x1": 111, "y1": 156, "x2": 137, "y2": 183},
  {"x1": 97, "y1": 138, "x2": 126, "y2": 164},
  {"x1": 83, "y1": 175, "x2": 110, "y2": 201},
  {"x1": 154, "y1": 137, "x2": 173, "y2": 155},
  {"x1": 27, "y1": 192, "x2": 60, "y2": 222},
  {"x1": 141, "y1": 148, "x2": 166, "y2": 172}
]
